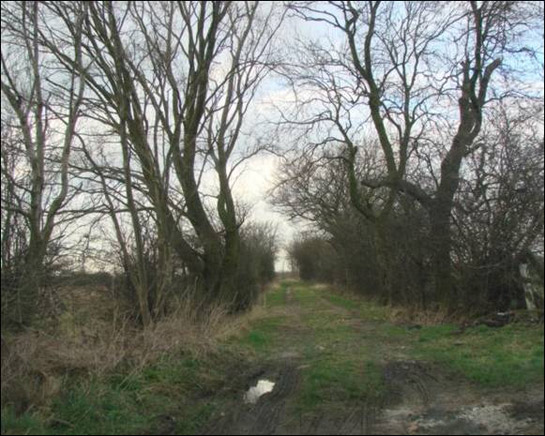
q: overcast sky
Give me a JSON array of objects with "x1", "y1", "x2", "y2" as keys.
[{"x1": 3, "y1": 1, "x2": 543, "y2": 274}]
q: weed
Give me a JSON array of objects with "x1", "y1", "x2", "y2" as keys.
[{"x1": 1, "y1": 407, "x2": 48, "y2": 435}]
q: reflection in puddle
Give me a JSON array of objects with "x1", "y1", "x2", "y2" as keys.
[{"x1": 244, "y1": 379, "x2": 275, "y2": 404}]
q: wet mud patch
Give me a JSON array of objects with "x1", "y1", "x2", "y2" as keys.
[
  {"x1": 508, "y1": 398, "x2": 544, "y2": 421},
  {"x1": 400, "y1": 402, "x2": 542, "y2": 435},
  {"x1": 376, "y1": 360, "x2": 544, "y2": 435},
  {"x1": 383, "y1": 360, "x2": 440, "y2": 407},
  {"x1": 203, "y1": 362, "x2": 300, "y2": 435},
  {"x1": 291, "y1": 402, "x2": 384, "y2": 435}
]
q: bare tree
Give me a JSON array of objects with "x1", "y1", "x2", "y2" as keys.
[
  {"x1": 453, "y1": 102, "x2": 544, "y2": 308},
  {"x1": 37, "y1": 1, "x2": 284, "y2": 312},
  {"x1": 1, "y1": 1, "x2": 86, "y2": 324},
  {"x1": 280, "y1": 1, "x2": 542, "y2": 306}
]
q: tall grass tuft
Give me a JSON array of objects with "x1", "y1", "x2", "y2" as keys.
[{"x1": 1, "y1": 288, "x2": 230, "y2": 416}]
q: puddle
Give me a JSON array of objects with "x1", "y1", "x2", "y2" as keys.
[
  {"x1": 380, "y1": 403, "x2": 538, "y2": 435},
  {"x1": 244, "y1": 379, "x2": 275, "y2": 404}
]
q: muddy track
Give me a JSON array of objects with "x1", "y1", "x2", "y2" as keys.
[
  {"x1": 204, "y1": 362, "x2": 300, "y2": 435},
  {"x1": 383, "y1": 360, "x2": 438, "y2": 407},
  {"x1": 376, "y1": 360, "x2": 544, "y2": 435},
  {"x1": 199, "y1": 285, "x2": 544, "y2": 435}
]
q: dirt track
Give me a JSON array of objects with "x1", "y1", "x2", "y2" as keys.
[{"x1": 201, "y1": 282, "x2": 544, "y2": 435}]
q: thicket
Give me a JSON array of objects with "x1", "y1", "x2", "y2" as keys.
[
  {"x1": 276, "y1": 1, "x2": 544, "y2": 313},
  {"x1": 1, "y1": 1, "x2": 284, "y2": 327},
  {"x1": 282, "y1": 119, "x2": 544, "y2": 312}
]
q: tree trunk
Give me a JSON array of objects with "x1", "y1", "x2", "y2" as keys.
[
  {"x1": 430, "y1": 207, "x2": 455, "y2": 307},
  {"x1": 374, "y1": 222, "x2": 393, "y2": 306},
  {"x1": 430, "y1": 140, "x2": 466, "y2": 307},
  {"x1": 18, "y1": 237, "x2": 47, "y2": 325}
]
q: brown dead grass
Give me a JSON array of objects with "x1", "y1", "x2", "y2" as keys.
[
  {"x1": 317, "y1": 282, "x2": 470, "y2": 326},
  {"x1": 386, "y1": 306, "x2": 465, "y2": 325},
  {"x1": 0, "y1": 287, "x2": 231, "y2": 413},
  {"x1": 0, "y1": 281, "x2": 283, "y2": 414}
]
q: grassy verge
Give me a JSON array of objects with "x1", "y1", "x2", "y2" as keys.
[
  {"x1": 1, "y1": 285, "x2": 248, "y2": 436},
  {"x1": 1, "y1": 348, "x2": 245, "y2": 435},
  {"x1": 412, "y1": 323, "x2": 544, "y2": 387},
  {"x1": 321, "y1": 284, "x2": 544, "y2": 389}
]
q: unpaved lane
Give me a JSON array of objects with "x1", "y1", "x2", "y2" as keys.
[{"x1": 202, "y1": 282, "x2": 544, "y2": 435}]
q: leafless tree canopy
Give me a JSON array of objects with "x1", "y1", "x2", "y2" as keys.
[
  {"x1": 1, "y1": 1, "x2": 284, "y2": 326},
  {"x1": 275, "y1": 1, "x2": 543, "y2": 311},
  {"x1": 1, "y1": 1, "x2": 543, "y2": 326}
]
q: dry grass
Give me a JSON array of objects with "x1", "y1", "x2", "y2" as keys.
[
  {"x1": 1, "y1": 280, "x2": 284, "y2": 414},
  {"x1": 386, "y1": 306, "x2": 464, "y2": 325},
  {"x1": 1, "y1": 286, "x2": 232, "y2": 413},
  {"x1": 315, "y1": 282, "x2": 469, "y2": 326}
]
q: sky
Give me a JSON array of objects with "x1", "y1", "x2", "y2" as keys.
[
  {"x1": 231, "y1": 153, "x2": 298, "y2": 272},
  {"x1": 104, "y1": 1, "x2": 545, "y2": 273},
  {"x1": 2, "y1": 1, "x2": 543, "y2": 274}
]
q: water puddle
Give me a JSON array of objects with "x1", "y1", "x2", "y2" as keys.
[
  {"x1": 244, "y1": 379, "x2": 275, "y2": 404},
  {"x1": 380, "y1": 403, "x2": 537, "y2": 435}
]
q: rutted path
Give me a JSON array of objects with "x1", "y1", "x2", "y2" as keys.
[{"x1": 201, "y1": 281, "x2": 544, "y2": 435}]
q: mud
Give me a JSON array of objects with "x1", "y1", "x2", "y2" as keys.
[
  {"x1": 203, "y1": 362, "x2": 300, "y2": 435},
  {"x1": 201, "y1": 356, "x2": 543, "y2": 435},
  {"x1": 198, "y1": 286, "x2": 544, "y2": 435},
  {"x1": 376, "y1": 360, "x2": 544, "y2": 436}
]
